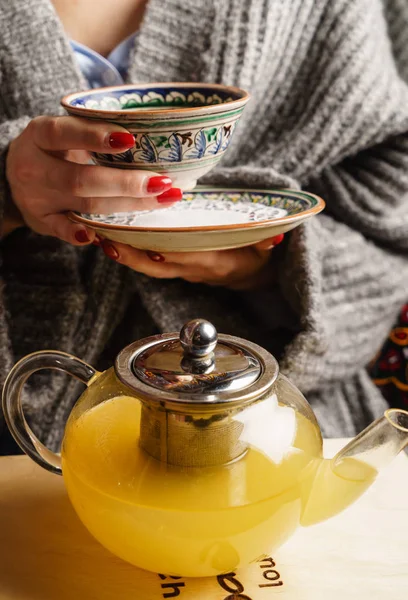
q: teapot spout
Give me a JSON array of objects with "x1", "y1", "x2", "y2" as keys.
[
  {"x1": 300, "y1": 409, "x2": 408, "y2": 527},
  {"x1": 332, "y1": 408, "x2": 408, "y2": 474}
]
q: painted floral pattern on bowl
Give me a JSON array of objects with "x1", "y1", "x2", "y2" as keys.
[{"x1": 95, "y1": 122, "x2": 236, "y2": 166}]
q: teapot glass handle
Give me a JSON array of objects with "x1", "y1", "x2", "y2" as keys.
[{"x1": 2, "y1": 351, "x2": 97, "y2": 476}]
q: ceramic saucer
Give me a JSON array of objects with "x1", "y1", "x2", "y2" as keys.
[{"x1": 69, "y1": 187, "x2": 325, "y2": 252}]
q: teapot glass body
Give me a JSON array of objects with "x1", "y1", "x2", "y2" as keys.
[{"x1": 60, "y1": 368, "x2": 323, "y2": 577}]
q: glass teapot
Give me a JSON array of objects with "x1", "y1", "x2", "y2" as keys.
[{"x1": 2, "y1": 319, "x2": 408, "y2": 578}]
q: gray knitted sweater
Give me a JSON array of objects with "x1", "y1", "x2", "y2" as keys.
[{"x1": 1, "y1": 0, "x2": 408, "y2": 450}]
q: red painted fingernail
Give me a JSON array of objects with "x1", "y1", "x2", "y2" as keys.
[
  {"x1": 146, "y1": 176, "x2": 172, "y2": 195},
  {"x1": 146, "y1": 251, "x2": 165, "y2": 262},
  {"x1": 271, "y1": 234, "x2": 284, "y2": 246},
  {"x1": 74, "y1": 229, "x2": 90, "y2": 244},
  {"x1": 92, "y1": 234, "x2": 102, "y2": 246},
  {"x1": 157, "y1": 188, "x2": 183, "y2": 203},
  {"x1": 108, "y1": 132, "x2": 135, "y2": 149},
  {"x1": 101, "y1": 241, "x2": 119, "y2": 260}
]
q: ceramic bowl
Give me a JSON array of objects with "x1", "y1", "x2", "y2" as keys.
[
  {"x1": 69, "y1": 187, "x2": 325, "y2": 252},
  {"x1": 61, "y1": 83, "x2": 250, "y2": 190}
]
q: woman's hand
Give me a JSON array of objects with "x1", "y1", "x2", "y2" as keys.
[
  {"x1": 5, "y1": 116, "x2": 181, "y2": 244},
  {"x1": 99, "y1": 234, "x2": 284, "y2": 290}
]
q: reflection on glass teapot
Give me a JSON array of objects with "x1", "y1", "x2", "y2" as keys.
[{"x1": 2, "y1": 319, "x2": 408, "y2": 577}]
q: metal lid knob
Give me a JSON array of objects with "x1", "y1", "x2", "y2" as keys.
[
  {"x1": 180, "y1": 319, "x2": 218, "y2": 358},
  {"x1": 115, "y1": 318, "x2": 279, "y2": 405}
]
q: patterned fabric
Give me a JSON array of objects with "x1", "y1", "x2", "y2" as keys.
[
  {"x1": 369, "y1": 305, "x2": 408, "y2": 409},
  {"x1": 70, "y1": 33, "x2": 137, "y2": 88}
]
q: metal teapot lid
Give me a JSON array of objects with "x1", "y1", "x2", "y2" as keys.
[{"x1": 115, "y1": 319, "x2": 279, "y2": 408}]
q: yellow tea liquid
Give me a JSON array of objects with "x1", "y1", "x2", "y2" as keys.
[
  {"x1": 300, "y1": 454, "x2": 377, "y2": 526},
  {"x1": 61, "y1": 396, "x2": 376, "y2": 577}
]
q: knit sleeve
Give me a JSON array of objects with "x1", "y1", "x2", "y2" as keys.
[
  {"x1": 278, "y1": 0, "x2": 408, "y2": 392},
  {"x1": 204, "y1": 0, "x2": 408, "y2": 394},
  {"x1": 279, "y1": 205, "x2": 408, "y2": 393},
  {"x1": 208, "y1": 133, "x2": 408, "y2": 395},
  {"x1": 0, "y1": 118, "x2": 32, "y2": 227},
  {"x1": 207, "y1": 145, "x2": 408, "y2": 394}
]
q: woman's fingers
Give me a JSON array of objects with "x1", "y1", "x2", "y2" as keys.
[
  {"x1": 6, "y1": 115, "x2": 182, "y2": 245},
  {"x1": 30, "y1": 115, "x2": 136, "y2": 154},
  {"x1": 154, "y1": 246, "x2": 269, "y2": 281},
  {"x1": 36, "y1": 152, "x2": 172, "y2": 199},
  {"x1": 100, "y1": 240, "x2": 275, "y2": 288},
  {"x1": 155, "y1": 235, "x2": 285, "y2": 266},
  {"x1": 42, "y1": 213, "x2": 95, "y2": 246},
  {"x1": 101, "y1": 241, "x2": 184, "y2": 278},
  {"x1": 68, "y1": 191, "x2": 181, "y2": 214}
]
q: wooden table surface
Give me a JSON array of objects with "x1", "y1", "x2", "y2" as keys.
[{"x1": 0, "y1": 439, "x2": 407, "y2": 600}]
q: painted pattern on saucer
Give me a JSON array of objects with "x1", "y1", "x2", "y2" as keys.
[
  {"x1": 69, "y1": 187, "x2": 325, "y2": 252},
  {"x1": 80, "y1": 189, "x2": 317, "y2": 230}
]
